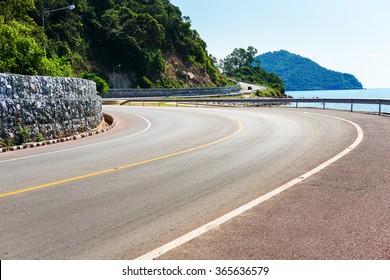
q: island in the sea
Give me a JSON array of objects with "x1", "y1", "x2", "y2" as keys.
[{"x1": 254, "y1": 50, "x2": 363, "y2": 91}]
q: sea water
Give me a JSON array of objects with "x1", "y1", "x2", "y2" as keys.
[{"x1": 286, "y1": 88, "x2": 390, "y2": 113}]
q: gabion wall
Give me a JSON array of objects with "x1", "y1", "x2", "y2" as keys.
[{"x1": 0, "y1": 73, "x2": 102, "y2": 145}]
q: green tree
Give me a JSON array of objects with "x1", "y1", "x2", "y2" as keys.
[
  {"x1": 220, "y1": 46, "x2": 258, "y2": 76},
  {"x1": 0, "y1": 18, "x2": 44, "y2": 75},
  {"x1": 0, "y1": 0, "x2": 73, "y2": 76},
  {"x1": 220, "y1": 47, "x2": 285, "y2": 97},
  {"x1": 0, "y1": 0, "x2": 35, "y2": 22},
  {"x1": 79, "y1": 72, "x2": 109, "y2": 93}
]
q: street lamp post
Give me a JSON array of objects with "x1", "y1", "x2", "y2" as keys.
[
  {"x1": 42, "y1": 4, "x2": 76, "y2": 54},
  {"x1": 113, "y1": 64, "x2": 121, "y2": 89}
]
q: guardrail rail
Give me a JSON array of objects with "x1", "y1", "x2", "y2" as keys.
[{"x1": 119, "y1": 98, "x2": 390, "y2": 115}]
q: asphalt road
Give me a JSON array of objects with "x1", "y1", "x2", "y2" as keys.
[
  {"x1": 159, "y1": 109, "x2": 390, "y2": 260},
  {"x1": 0, "y1": 106, "x2": 357, "y2": 259}
]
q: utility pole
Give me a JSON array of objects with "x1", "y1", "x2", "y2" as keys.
[{"x1": 113, "y1": 64, "x2": 121, "y2": 89}]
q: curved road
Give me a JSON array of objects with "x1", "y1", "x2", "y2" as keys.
[{"x1": 0, "y1": 106, "x2": 358, "y2": 259}]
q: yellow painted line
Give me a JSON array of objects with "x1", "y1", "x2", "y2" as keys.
[{"x1": 0, "y1": 117, "x2": 243, "y2": 199}]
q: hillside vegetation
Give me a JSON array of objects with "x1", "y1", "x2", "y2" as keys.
[
  {"x1": 0, "y1": 0, "x2": 228, "y2": 89},
  {"x1": 255, "y1": 50, "x2": 363, "y2": 91},
  {"x1": 220, "y1": 47, "x2": 285, "y2": 97}
]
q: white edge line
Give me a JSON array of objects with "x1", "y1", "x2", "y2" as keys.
[
  {"x1": 0, "y1": 113, "x2": 152, "y2": 164},
  {"x1": 135, "y1": 112, "x2": 364, "y2": 260}
]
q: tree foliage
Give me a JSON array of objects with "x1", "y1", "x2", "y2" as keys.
[
  {"x1": 84, "y1": 0, "x2": 227, "y2": 87},
  {"x1": 220, "y1": 46, "x2": 285, "y2": 97},
  {"x1": 220, "y1": 46, "x2": 258, "y2": 76},
  {"x1": 79, "y1": 72, "x2": 109, "y2": 93},
  {"x1": 0, "y1": 0, "x2": 227, "y2": 88},
  {"x1": 0, "y1": 0, "x2": 72, "y2": 76}
]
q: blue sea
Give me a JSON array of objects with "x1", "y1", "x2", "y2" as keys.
[{"x1": 286, "y1": 88, "x2": 390, "y2": 113}]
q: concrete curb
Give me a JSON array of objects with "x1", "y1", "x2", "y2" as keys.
[{"x1": 0, "y1": 113, "x2": 116, "y2": 153}]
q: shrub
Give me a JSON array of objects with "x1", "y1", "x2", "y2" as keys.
[{"x1": 79, "y1": 72, "x2": 109, "y2": 94}]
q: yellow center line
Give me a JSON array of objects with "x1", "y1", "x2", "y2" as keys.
[{"x1": 0, "y1": 117, "x2": 243, "y2": 199}]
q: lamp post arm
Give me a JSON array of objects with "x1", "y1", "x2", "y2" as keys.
[{"x1": 43, "y1": 5, "x2": 75, "y2": 15}]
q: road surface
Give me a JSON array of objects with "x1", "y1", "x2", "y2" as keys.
[
  {"x1": 239, "y1": 82, "x2": 267, "y2": 94},
  {"x1": 0, "y1": 106, "x2": 359, "y2": 259}
]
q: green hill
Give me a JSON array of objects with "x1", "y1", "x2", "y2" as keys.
[
  {"x1": 0, "y1": 0, "x2": 228, "y2": 89},
  {"x1": 219, "y1": 46, "x2": 285, "y2": 97},
  {"x1": 254, "y1": 50, "x2": 363, "y2": 91}
]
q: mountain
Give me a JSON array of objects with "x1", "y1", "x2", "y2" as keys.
[
  {"x1": 0, "y1": 0, "x2": 228, "y2": 89},
  {"x1": 254, "y1": 50, "x2": 363, "y2": 91}
]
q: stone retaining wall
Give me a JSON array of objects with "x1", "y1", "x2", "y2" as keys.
[
  {"x1": 0, "y1": 73, "x2": 102, "y2": 146},
  {"x1": 102, "y1": 84, "x2": 241, "y2": 98}
]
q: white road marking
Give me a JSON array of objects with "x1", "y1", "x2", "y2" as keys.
[
  {"x1": 136, "y1": 112, "x2": 364, "y2": 260},
  {"x1": 0, "y1": 113, "x2": 152, "y2": 164}
]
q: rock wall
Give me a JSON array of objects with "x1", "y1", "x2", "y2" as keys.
[{"x1": 0, "y1": 73, "x2": 102, "y2": 146}]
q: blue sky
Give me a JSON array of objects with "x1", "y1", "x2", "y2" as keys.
[{"x1": 170, "y1": 0, "x2": 390, "y2": 88}]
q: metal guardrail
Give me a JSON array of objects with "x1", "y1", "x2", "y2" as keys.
[
  {"x1": 119, "y1": 98, "x2": 390, "y2": 115},
  {"x1": 103, "y1": 84, "x2": 241, "y2": 98}
]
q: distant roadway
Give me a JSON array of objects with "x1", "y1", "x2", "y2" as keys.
[{"x1": 0, "y1": 106, "x2": 387, "y2": 259}]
